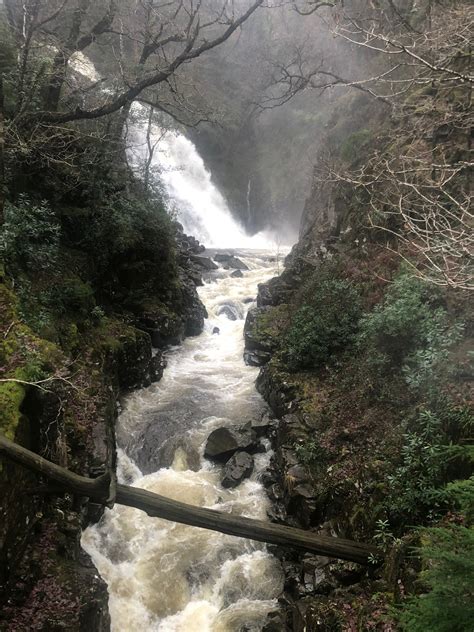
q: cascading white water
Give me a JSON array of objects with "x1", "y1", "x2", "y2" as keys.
[
  {"x1": 82, "y1": 254, "x2": 284, "y2": 631},
  {"x1": 81, "y1": 105, "x2": 288, "y2": 630},
  {"x1": 126, "y1": 104, "x2": 272, "y2": 249}
]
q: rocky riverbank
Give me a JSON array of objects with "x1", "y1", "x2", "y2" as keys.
[{"x1": 244, "y1": 256, "x2": 397, "y2": 631}]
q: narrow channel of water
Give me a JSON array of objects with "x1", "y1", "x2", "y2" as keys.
[{"x1": 82, "y1": 250, "x2": 284, "y2": 631}]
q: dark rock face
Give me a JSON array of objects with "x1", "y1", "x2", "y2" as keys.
[
  {"x1": 221, "y1": 452, "x2": 254, "y2": 488},
  {"x1": 256, "y1": 366, "x2": 297, "y2": 419},
  {"x1": 257, "y1": 276, "x2": 293, "y2": 307},
  {"x1": 117, "y1": 329, "x2": 165, "y2": 390},
  {"x1": 137, "y1": 227, "x2": 208, "y2": 346},
  {"x1": 139, "y1": 312, "x2": 184, "y2": 347},
  {"x1": 231, "y1": 269, "x2": 244, "y2": 278},
  {"x1": 204, "y1": 425, "x2": 259, "y2": 462},
  {"x1": 244, "y1": 349, "x2": 272, "y2": 366},
  {"x1": 212, "y1": 326, "x2": 220, "y2": 335},
  {"x1": 244, "y1": 306, "x2": 275, "y2": 353},
  {"x1": 243, "y1": 305, "x2": 277, "y2": 366}
]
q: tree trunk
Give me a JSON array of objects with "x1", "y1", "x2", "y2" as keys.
[{"x1": 0, "y1": 433, "x2": 381, "y2": 565}]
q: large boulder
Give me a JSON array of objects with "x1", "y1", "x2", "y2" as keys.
[
  {"x1": 214, "y1": 252, "x2": 232, "y2": 262},
  {"x1": 213, "y1": 253, "x2": 249, "y2": 270},
  {"x1": 224, "y1": 256, "x2": 249, "y2": 270},
  {"x1": 204, "y1": 425, "x2": 258, "y2": 462},
  {"x1": 191, "y1": 255, "x2": 218, "y2": 271},
  {"x1": 257, "y1": 276, "x2": 293, "y2": 307},
  {"x1": 243, "y1": 306, "x2": 277, "y2": 366},
  {"x1": 221, "y1": 452, "x2": 254, "y2": 488}
]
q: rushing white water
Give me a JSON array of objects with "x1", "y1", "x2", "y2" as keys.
[
  {"x1": 82, "y1": 253, "x2": 285, "y2": 631},
  {"x1": 126, "y1": 104, "x2": 273, "y2": 249},
  {"x1": 81, "y1": 97, "x2": 290, "y2": 630}
]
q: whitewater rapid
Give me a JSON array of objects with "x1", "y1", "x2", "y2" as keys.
[{"x1": 82, "y1": 251, "x2": 284, "y2": 631}]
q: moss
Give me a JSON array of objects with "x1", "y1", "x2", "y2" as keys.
[
  {"x1": 0, "y1": 277, "x2": 64, "y2": 443},
  {"x1": 248, "y1": 304, "x2": 291, "y2": 353},
  {"x1": 0, "y1": 380, "x2": 26, "y2": 440}
]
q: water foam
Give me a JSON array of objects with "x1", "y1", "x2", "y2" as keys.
[
  {"x1": 126, "y1": 104, "x2": 273, "y2": 248},
  {"x1": 82, "y1": 252, "x2": 285, "y2": 631}
]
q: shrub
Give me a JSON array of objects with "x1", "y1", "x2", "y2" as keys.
[
  {"x1": 1, "y1": 196, "x2": 60, "y2": 273},
  {"x1": 88, "y1": 194, "x2": 177, "y2": 306},
  {"x1": 49, "y1": 277, "x2": 96, "y2": 319},
  {"x1": 385, "y1": 403, "x2": 473, "y2": 524},
  {"x1": 358, "y1": 271, "x2": 462, "y2": 389},
  {"x1": 284, "y1": 279, "x2": 361, "y2": 371},
  {"x1": 385, "y1": 409, "x2": 448, "y2": 522},
  {"x1": 398, "y1": 525, "x2": 474, "y2": 632}
]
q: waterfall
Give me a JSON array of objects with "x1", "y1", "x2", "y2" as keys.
[{"x1": 126, "y1": 104, "x2": 271, "y2": 249}]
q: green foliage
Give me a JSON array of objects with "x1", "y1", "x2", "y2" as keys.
[
  {"x1": 386, "y1": 409, "x2": 448, "y2": 522},
  {"x1": 398, "y1": 525, "x2": 474, "y2": 632},
  {"x1": 446, "y1": 477, "x2": 474, "y2": 524},
  {"x1": 284, "y1": 279, "x2": 362, "y2": 371},
  {"x1": 49, "y1": 277, "x2": 95, "y2": 319},
  {"x1": 0, "y1": 380, "x2": 25, "y2": 440},
  {"x1": 88, "y1": 194, "x2": 177, "y2": 307},
  {"x1": 0, "y1": 14, "x2": 16, "y2": 112},
  {"x1": 385, "y1": 403, "x2": 473, "y2": 524},
  {"x1": 294, "y1": 439, "x2": 328, "y2": 467},
  {"x1": 1, "y1": 196, "x2": 60, "y2": 273},
  {"x1": 358, "y1": 271, "x2": 462, "y2": 389}
]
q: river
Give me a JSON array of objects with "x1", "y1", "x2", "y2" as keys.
[{"x1": 81, "y1": 109, "x2": 286, "y2": 631}]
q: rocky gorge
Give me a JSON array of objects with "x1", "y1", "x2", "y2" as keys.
[{"x1": 0, "y1": 226, "x2": 209, "y2": 630}]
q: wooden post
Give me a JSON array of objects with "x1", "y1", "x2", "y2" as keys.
[{"x1": 0, "y1": 434, "x2": 381, "y2": 565}]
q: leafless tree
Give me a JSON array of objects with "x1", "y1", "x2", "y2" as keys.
[
  {"x1": 0, "y1": 0, "x2": 266, "y2": 217},
  {"x1": 4, "y1": 0, "x2": 264, "y2": 125},
  {"x1": 263, "y1": 0, "x2": 473, "y2": 289}
]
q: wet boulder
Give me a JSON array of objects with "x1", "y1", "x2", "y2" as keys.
[
  {"x1": 231, "y1": 269, "x2": 244, "y2": 278},
  {"x1": 224, "y1": 256, "x2": 249, "y2": 270},
  {"x1": 213, "y1": 253, "x2": 249, "y2": 270},
  {"x1": 214, "y1": 252, "x2": 232, "y2": 262},
  {"x1": 191, "y1": 255, "x2": 218, "y2": 271},
  {"x1": 221, "y1": 452, "x2": 254, "y2": 488},
  {"x1": 243, "y1": 349, "x2": 272, "y2": 367},
  {"x1": 250, "y1": 412, "x2": 274, "y2": 437},
  {"x1": 204, "y1": 425, "x2": 258, "y2": 462}
]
